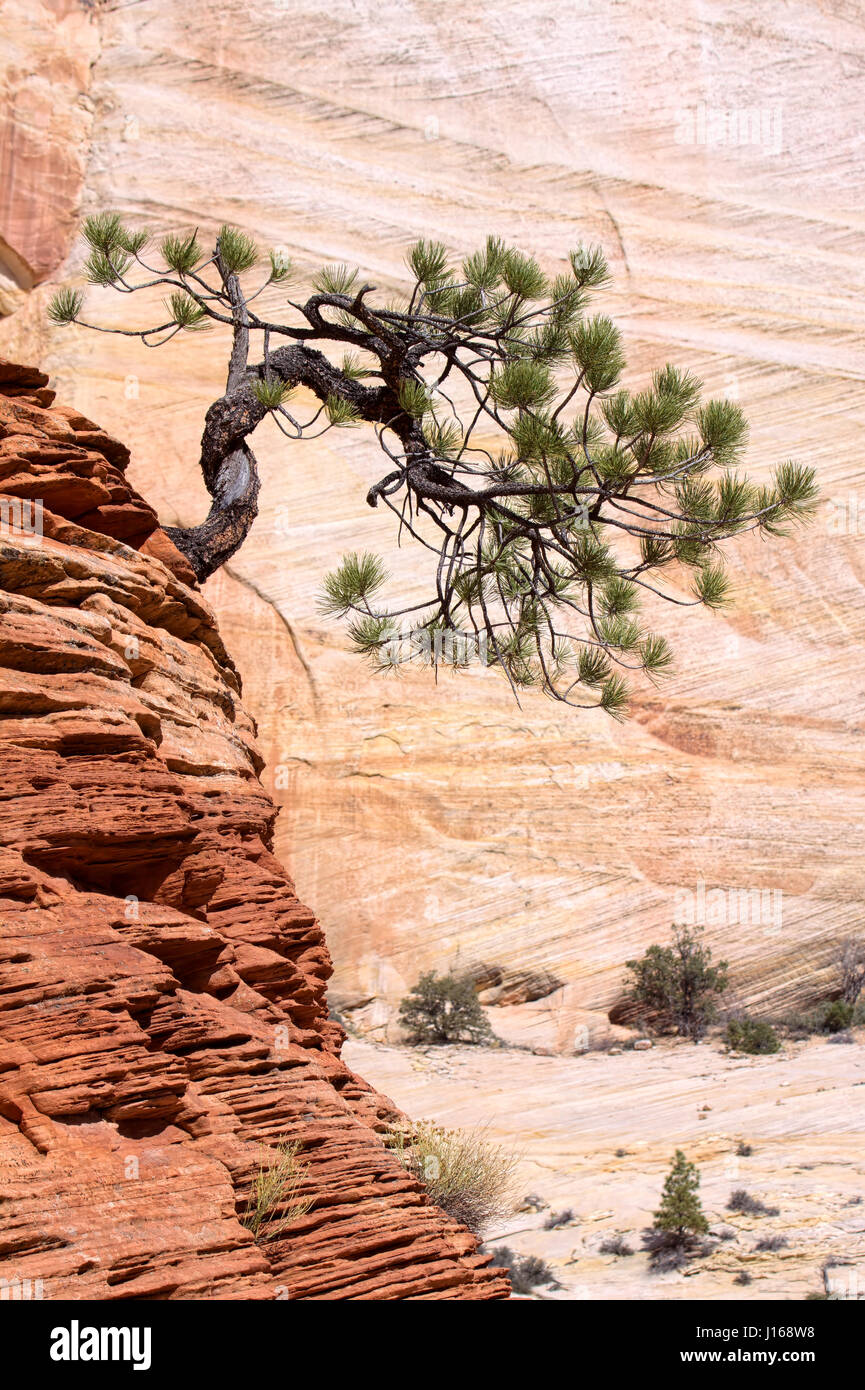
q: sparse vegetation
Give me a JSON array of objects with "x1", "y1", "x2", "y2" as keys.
[
  {"x1": 625, "y1": 925, "x2": 728, "y2": 1039},
  {"x1": 600, "y1": 1233, "x2": 634, "y2": 1256},
  {"x1": 754, "y1": 1234, "x2": 788, "y2": 1251},
  {"x1": 387, "y1": 1121, "x2": 518, "y2": 1236},
  {"x1": 543, "y1": 1208, "x2": 575, "y2": 1230},
  {"x1": 736, "y1": 1141, "x2": 754, "y2": 1157},
  {"x1": 398, "y1": 971, "x2": 495, "y2": 1046},
  {"x1": 727, "y1": 1189, "x2": 780, "y2": 1218},
  {"x1": 734, "y1": 1271, "x2": 753, "y2": 1285},
  {"x1": 490, "y1": 1247, "x2": 558, "y2": 1294},
  {"x1": 240, "y1": 1140, "x2": 313, "y2": 1241},
  {"x1": 774, "y1": 997, "x2": 865, "y2": 1039},
  {"x1": 725, "y1": 1018, "x2": 781, "y2": 1054}
]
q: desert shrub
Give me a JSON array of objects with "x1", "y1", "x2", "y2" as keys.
[
  {"x1": 240, "y1": 1140, "x2": 312, "y2": 1240},
  {"x1": 822, "y1": 999, "x2": 854, "y2": 1033},
  {"x1": 624, "y1": 925, "x2": 728, "y2": 1039},
  {"x1": 736, "y1": 1141, "x2": 754, "y2": 1157},
  {"x1": 827, "y1": 1030, "x2": 854, "y2": 1044},
  {"x1": 754, "y1": 1234, "x2": 788, "y2": 1251},
  {"x1": 734, "y1": 1271, "x2": 753, "y2": 1285},
  {"x1": 775, "y1": 997, "x2": 865, "y2": 1038},
  {"x1": 543, "y1": 1208, "x2": 574, "y2": 1230},
  {"x1": 600, "y1": 1233, "x2": 634, "y2": 1256},
  {"x1": 490, "y1": 1246, "x2": 558, "y2": 1294},
  {"x1": 387, "y1": 1121, "x2": 518, "y2": 1236},
  {"x1": 398, "y1": 970, "x2": 495, "y2": 1045},
  {"x1": 727, "y1": 1189, "x2": 780, "y2": 1217},
  {"x1": 726, "y1": 1018, "x2": 781, "y2": 1054},
  {"x1": 615, "y1": 1147, "x2": 629, "y2": 1158}
]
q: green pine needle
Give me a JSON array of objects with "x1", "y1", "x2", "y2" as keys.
[
  {"x1": 569, "y1": 244, "x2": 610, "y2": 289},
  {"x1": 218, "y1": 225, "x2": 257, "y2": 275},
  {"x1": 489, "y1": 359, "x2": 556, "y2": 411},
  {"x1": 253, "y1": 374, "x2": 293, "y2": 409},
  {"x1": 570, "y1": 315, "x2": 624, "y2": 393},
  {"x1": 320, "y1": 552, "x2": 388, "y2": 615},
  {"x1": 694, "y1": 562, "x2": 730, "y2": 608},
  {"x1": 161, "y1": 230, "x2": 203, "y2": 275},
  {"x1": 641, "y1": 633, "x2": 674, "y2": 677},
  {"x1": 325, "y1": 394, "x2": 361, "y2": 426},
  {"x1": 697, "y1": 398, "x2": 749, "y2": 465},
  {"x1": 599, "y1": 673, "x2": 630, "y2": 719},
  {"x1": 47, "y1": 288, "x2": 83, "y2": 326},
  {"x1": 268, "y1": 249, "x2": 293, "y2": 283},
  {"x1": 164, "y1": 291, "x2": 209, "y2": 331},
  {"x1": 407, "y1": 239, "x2": 449, "y2": 284},
  {"x1": 577, "y1": 647, "x2": 611, "y2": 686},
  {"x1": 314, "y1": 263, "x2": 359, "y2": 297}
]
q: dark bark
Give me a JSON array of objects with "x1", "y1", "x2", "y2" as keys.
[{"x1": 165, "y1": 339, "x2": 432, "y2": 582}]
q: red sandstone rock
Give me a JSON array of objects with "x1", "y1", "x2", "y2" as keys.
[{"x1": 0, "y1": 360, "x2": 509, "y2": 1301}]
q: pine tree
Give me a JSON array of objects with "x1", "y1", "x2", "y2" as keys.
[
  {"x1": 653, "y1": 1150, "x2": 709, "y2": 1242},
  {"x1": 49, "y1": 216, "x2": 818, "y2": 714}
]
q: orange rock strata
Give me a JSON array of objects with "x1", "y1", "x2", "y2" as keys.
[{"x1": 0, "y1": 360, "x2": 508, "y2": 1301}]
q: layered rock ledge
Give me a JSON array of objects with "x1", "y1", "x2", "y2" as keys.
[{"x1": 0, "y1": 359, "x2": 509, "y2": 1300}]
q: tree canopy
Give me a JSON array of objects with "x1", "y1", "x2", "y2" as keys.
[{"x1": 49, "y1": 215, "x2": 818, "y2": 715}]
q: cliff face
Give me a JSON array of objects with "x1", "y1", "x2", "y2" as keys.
[
  {"x1": 1, "y1": 0, "x2": 864, "y2": 1051},
  {"x1": 0, "y1": 360, "x2": 508, "y2": 1300}
]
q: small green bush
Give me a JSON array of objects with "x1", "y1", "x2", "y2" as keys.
[
  {"x1": 775, "y1": 997, "x2": 865, "y2": 1038},
  {"x1": 822, "y1": 999, "x2": 854, "y2": 1033},
  {"x1": 726, "y1": 1018, "x2": 781, "y2": 1054},
  {"x1": 398, "y1": 970, "x2": 495, "y2": 1045}
]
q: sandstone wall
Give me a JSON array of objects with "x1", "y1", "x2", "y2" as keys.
[
  {"x1": 1, "y1": 0, "x2": 863, "y2": 1050},
  {"x1": 0, "y1": 359, "x2": 508, "y2": 1300}
]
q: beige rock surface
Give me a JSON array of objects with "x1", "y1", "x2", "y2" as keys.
[
  {"x1": 1, "y1": 0, "x2": 864, "y2": 1046},
  {"x1": 345, "y1": 1033, "x2": 865, "y2": 1300}
]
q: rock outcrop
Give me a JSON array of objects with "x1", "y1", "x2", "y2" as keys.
[{"x1": 0, "y1": 360, "x2": 509, "y2": 1300}]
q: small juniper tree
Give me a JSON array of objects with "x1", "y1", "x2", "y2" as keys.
[
  {"x1": 48, "y1": 214, "x2": 818, "y2": 715},
  {"x1": 653, "y1": 1150, "x2": 709, "y2": 1244},
  {"x1": 398, "y1": 971, "x2": 495, "y2": 1045},
  {"x1": 625, "y1": 924, "x2": 728, "y2": 1039}
]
